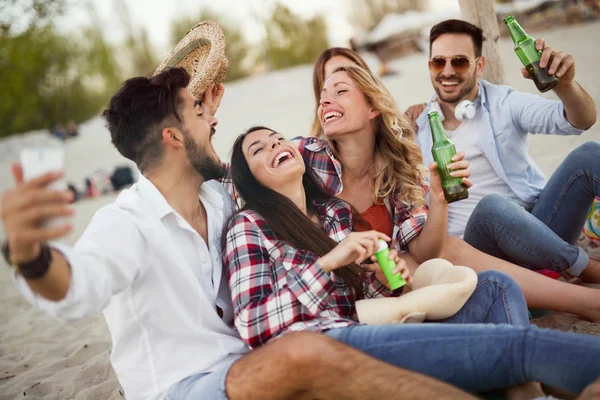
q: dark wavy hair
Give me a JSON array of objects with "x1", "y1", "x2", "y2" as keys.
[
  {"x1": 228, "y1": 126, "x2": 364, "y2": 298},
  {"x1": 102, "y1": 67, "x2": 189, "y2": 172},
  {"x1": 430, "y1": 19, "x2": 484, "y2": 57}
]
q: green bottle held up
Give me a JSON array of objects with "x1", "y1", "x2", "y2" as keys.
[
  {"x1": 428, "y1": 111, "x2": 469, "y2": 203},
  {"x1": 504, "y1": 15, "x2": 559, "y2": 93}
]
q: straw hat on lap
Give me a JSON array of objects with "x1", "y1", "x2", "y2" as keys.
[{"x1": 356, "y1": 259, "x2": 478, "y2": 324}]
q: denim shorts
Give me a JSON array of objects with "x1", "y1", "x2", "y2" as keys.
[{"x1": 168, "y1": 358, "x2": 237, "y2": 400}]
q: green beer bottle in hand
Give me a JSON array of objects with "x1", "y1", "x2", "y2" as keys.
[
  {"x1": 428, "y1": 111, "x2": 468, "y2": 203},
  {"x1": 504, "y1": 15, "x2": 559, "y2": 93}
]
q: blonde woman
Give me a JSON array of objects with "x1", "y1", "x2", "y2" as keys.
[{"x1": 298, "y1": 63, "x2": 600, "y2": 322}]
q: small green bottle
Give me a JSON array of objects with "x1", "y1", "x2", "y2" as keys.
[
  {"x1": 504, "y1": 15, "x2": 559, "y2": 93},
  {"x1": 428, "y1": 111, "x2": 469, "y2": 203},
  {"x1": 374, "y1": 240, "x2": 406, "y2": 291}
]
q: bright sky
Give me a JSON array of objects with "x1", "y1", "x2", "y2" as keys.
[{"x1": 67, "y1": 0, "x2": 460, "y2": 55}]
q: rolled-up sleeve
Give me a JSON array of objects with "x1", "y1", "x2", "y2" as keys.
[
  {"x1": 509, "y1": 91, "x2": 585, "y2": 136},
  {"x1": 12, "y1": 206, "x2": 147, "y2": 322}
]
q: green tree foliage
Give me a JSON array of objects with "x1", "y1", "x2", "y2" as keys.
[
  {"x1": 0, "y1": 0, "x2": 122, "y2": 138},
  {"x1": 264, "y1": 4, "x2": 329, "y2": 70},
  {"x1": 0, "y1": 0, "x2": 66, "y2": 33},
  {"x1": 0, "y1": 24, "x2": 120, "y2": 137},
  {"x1": 170, "y1": 10, "x2": 252, "y2": 82}
]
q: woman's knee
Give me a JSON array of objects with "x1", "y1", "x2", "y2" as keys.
[{"x1": 476, "y1": 270, "x2": 522, "y2": 298}]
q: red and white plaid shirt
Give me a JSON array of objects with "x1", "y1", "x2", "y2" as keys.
[
  {"x1": 224, "y1": 199, "x2": 395, "y2": 349},
  {"x1": 293, "y1": 136, "x2": 429, "y2": 250}
]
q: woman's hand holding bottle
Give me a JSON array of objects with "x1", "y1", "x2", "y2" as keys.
[{"x1": 317, "y1": 231, "x2": 390, "y2": 272}]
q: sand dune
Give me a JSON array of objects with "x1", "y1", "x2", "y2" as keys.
[{"x1": 1, "y1": 22, "x2": 599, "y2": 399}]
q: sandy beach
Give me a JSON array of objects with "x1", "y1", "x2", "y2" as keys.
[{"x1": 1, "y1": 22, "x2": 599, "y2": 399}]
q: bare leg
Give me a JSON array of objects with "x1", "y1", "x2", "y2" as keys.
[
  {"x1": 580, "y1": 258, "x2": 600, "y2": 283},
  {"x1": 226, "y1": 332, "x2": 477, "y2": 400},
  {"x1": 442, "y1": 236, "x2": 600, "y2": 322},
  {"x1": 577, "y1": 377, "x2": 600, "y2": 400},
  {"x1": 506, "y1": 382, "x2": 545, "y2": 400}
]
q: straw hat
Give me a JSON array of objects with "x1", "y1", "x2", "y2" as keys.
[
  {"x1": 356, "y1": 259, "x2": 478, "y2": 324},
  {"x1": 154, "y1": 20, "x2": 229, "y2": 99}
]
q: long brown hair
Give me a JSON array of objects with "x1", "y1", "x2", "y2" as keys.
[
  {"x1": 228, "y1": 126, "x2": 364, "y2": 299},
  {"x1": 329, "y1": 65, "x2": 427, "y2": 208},
  {"x1": 311, "y1": 48, "x2": 373, "y2": 137}
]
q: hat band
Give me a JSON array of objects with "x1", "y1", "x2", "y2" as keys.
[{"x1": 164, "y1": 38, "x2": 211, "y2": 68}]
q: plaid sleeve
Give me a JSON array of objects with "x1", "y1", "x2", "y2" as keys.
[
  {"x1": 393, "y1": 182, "x2": 429, "y2": 250},
  {"x1": 225, "y1": 212, "x2": 334, "y2": 348},
  {"x1": 364, "y1": 272, "x2": 395, "y2": 299},
  {"x1": 396, "y1": 203, "x2": 428, "y2": 249}
]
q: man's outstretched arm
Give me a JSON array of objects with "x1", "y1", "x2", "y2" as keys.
[{"x1": 524, "y1": 38, "x2": 596, "y2": 130}]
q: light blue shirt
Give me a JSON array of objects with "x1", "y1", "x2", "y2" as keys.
[{"x1": 415, "y1": 80, "x2": 585, "y2": 208}]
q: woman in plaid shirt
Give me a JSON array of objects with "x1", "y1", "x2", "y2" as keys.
[{"x1": 223, "y1": 126, "x2": 600, "y2": 396}]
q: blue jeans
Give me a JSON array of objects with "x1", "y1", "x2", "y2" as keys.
[
  {"x1": 168, "y1": 358, "x2": 238, "y2": 400},
  {"x1": 325, "y1": 323, "x2": 600, "y2": 394},
  {"x1": 325, "y1": 271, "x2": 599, "y2": 393},
  {"x1": 464, "y1": 142, "x2": 600, "y2": 276},
  {"x1": 441, "y1": 270, "x2": 530, "y2": 326},
  {"x1": 326, "y1": 270, "x2": 600, "y2": 393}
]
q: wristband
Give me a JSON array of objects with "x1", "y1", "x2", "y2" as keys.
[{"x1": 2, "y1": 242, "x2": 52, "y2": 280}]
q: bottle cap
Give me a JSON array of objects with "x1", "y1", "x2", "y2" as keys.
[{"x1": 377, "y1": 240, "x2": 388, "y2": 252}]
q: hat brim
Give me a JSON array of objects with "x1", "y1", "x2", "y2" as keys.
[
  {"x1": 154, "y1": 20, "x2": 228, "y2": 99},
  {"x1": 356, "y1": 258, "x2": 478, "y2": 324}
]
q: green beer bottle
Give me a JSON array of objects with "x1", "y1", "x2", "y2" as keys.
[
  {"x1": 504, "y1": 15, "x2": 559, "y2": 93},
  {"x1": 428, "y1": 111, "x2": 468, "y2": 203}
]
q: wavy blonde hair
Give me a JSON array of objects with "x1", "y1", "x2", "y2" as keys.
[{"x1": 327, "y1": 65, "x2": 427, "y2": 208}]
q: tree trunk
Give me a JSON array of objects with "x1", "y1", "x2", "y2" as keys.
[{"x1": 459, "y1": 0, "x2": 506, "y2": 84}]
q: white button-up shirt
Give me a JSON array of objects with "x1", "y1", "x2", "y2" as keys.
[{"x1": 13, "y1": 175, "x2": 250, "y2": 400}]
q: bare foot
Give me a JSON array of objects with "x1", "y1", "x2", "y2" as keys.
[
  {"x1": 579, "y1": 259, "x2": 600, "y2": 284},
  {"x1": 506, "y1": 382, "x2": 545, "y2": 400},
  {"x1": 577, "y1": 377, "x2": 600, "y2": 399}
]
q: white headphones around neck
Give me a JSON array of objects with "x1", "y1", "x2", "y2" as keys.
[{"x1": 429, "y1": 99, "x2": 476, "y2": 122}]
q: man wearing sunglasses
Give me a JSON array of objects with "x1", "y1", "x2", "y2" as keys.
[{"x1": 411, "y1": 19, "x2": 600, "y2": 284}]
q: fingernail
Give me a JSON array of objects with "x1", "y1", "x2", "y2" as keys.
[{"x1": 450, "y1": 172, "x2": 458, "y2": 177}]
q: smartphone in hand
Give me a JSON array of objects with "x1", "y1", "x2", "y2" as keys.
[{"x1": 20, "y1": 147, "x2": 69, "y2": 227}]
